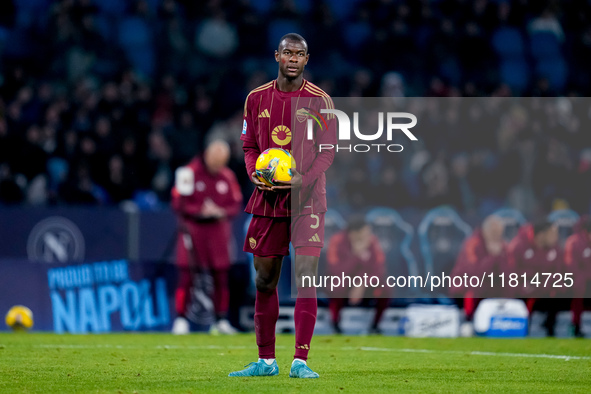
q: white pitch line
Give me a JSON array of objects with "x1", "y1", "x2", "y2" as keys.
[
  {"x1": 28, "y1": 344, "x2": 591, "y2": 361},
  {"x1": 33, "y1": 344, "x2": 286, "y2": 350},
  {"x1": 350, "y1": 346, "x2": 591, "y2": 361}
]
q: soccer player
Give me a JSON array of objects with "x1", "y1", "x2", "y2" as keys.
[
  {"x1": 228, "y1": 33, "x2": 336, "y2": 378},
  {"x1": 325, "y1": 216, "x2": 389, "y2": 334},
  {"x1": 451, "y1": 215, "x2": 507, "y2": 321},
  {"x1": 171, "y1": 140, "x2": 243, "y2": 335}
]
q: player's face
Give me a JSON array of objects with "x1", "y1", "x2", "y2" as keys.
[
  {"x1": 349, "y1": 225, "x2": 372, "y2": 252},
  {"x1": 275, "y1": 40, "x2": 309, "y2": 79},
  {"x1": 544, "y1": 225, "x2": 559, "y2": 248},
  {"x1": 484, "y1": 219, "x2": 504, "y2": 244}
]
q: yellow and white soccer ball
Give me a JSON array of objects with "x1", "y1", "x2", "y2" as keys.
[
  {"x1": 5, "y1": 305, "x2": 34, "y2": 331},
  {"x1": 255, "y1": 148, "x2": 295, "y2": 186}
]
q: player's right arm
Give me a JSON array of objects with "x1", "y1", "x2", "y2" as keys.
[{"x1": 241, "y1": 93, "x2": 272, "y2": 191}]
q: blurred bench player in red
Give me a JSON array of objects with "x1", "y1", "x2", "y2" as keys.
[
  {"x1": 451, "y1": 215, "x2": 507, "y2": 323},
  {"x1": 171, "y1": 140, "x2": 243, "y2": 335},
  {"x1": 507, "y1": 220, "x2": 564, "y2": 336},
  {"x1": 326, "y1": 216, "x2": 389, "y2": 334},
  {"x1": 564, "y1": 216, "x2": 591, "y2": 337}
]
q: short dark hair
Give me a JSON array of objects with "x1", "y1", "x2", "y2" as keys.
[
  {"x1": 533, "y1": 220, "x2": 553, "y2": 235},
  {"x1": 347, "y1": 215, "x2": 368, "y2": 233},
  {"x1": 278, "y1": 33, "x2": 308, "y2": 52}
]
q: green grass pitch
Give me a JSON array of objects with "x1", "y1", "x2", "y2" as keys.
[{"x1": 1, "y1": 333, "x2": 590, "y2": 393}]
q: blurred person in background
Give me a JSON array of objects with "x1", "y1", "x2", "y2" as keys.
[
  {"x1": 451, "y1": 215, "x2": 507, "y2": 323},
  {"x1": 564, "y1": 216, "x2": 591, "y2": 337},
  {"x1": 326, "y1": 216, "x2": 389, "y2": 335},
  {"x1": 170, "y1": 140, "x2": 242, "y2": 335},
  {"x1": 507, "y1": 220, "x2": 563, "y2": 336}
]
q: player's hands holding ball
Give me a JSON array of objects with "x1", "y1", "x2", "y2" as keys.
[
  {"x1": 250, "y1": 172, "x2": 274, "y2": 191},
  {"x1": 271, "y1": 169, "x2": 302, "y2": 190},
  {"x1": 254, "y1": 148, "x2": 300, "y2": 191}
]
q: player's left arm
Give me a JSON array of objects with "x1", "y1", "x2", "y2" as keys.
[{"x1": 299, "y1": 97, "x2": 337, "y2": 189}]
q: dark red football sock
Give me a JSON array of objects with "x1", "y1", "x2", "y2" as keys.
[
  {"x1": 211, "y1": 269, "x2": 229, "y2": 318},
  {"x1": 255, "y1": 289, "x2": 279, "y2": 359},
  {"x1": 372, "y1": 298, "x2": 389, "y2": 328},
  {"x1": 572, "y1": 298, "x2": 584, "y2": 326},
  {"x1": 294, "y1": 286, "x2": 317, "y2": 361},
  {"x1": 175, "y1": 266, "x2": 192, "y2": 316},
  {"x1": 329, "y1": 298, "x2": 345, "y2": 324}
]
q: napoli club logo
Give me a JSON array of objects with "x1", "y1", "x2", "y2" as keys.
[{"x1": 27, "y1": 217, "x2": 85, "y2": 263}]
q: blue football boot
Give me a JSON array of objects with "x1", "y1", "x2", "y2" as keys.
[
  {"x1": 289, "y1": 360, "x2": 319, "y2": 378},
  {"x1": 228, "y1": 360, "x2": 279, "y2": 377}
]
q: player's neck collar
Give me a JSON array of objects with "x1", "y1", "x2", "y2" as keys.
[{"x1": 274, "y1": 79, "x2": 306, "y2": 94}]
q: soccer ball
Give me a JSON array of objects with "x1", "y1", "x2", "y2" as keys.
[
  {"x1": 255, "y1": 148, "x2": 295, "y2": 186},
  {"x1": 5, "y1": 305, "x2": 34, "y2": 331}
]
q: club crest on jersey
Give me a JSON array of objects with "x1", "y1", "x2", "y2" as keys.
[
  {"x1": 296, "y1": 108, "x2": 309, "y2": 123},
  {"x1": 249, "y1": 237, "x2": 257, "y2": 249},
  {"x1": 272, "y1": 125, "x2": 291, "y2": 146},
  {"x1": 216, "y1": 180, "x2": 228, "y2": 194}
]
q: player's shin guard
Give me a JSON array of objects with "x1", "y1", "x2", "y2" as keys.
[
  {"x1": 294, "y1": 286, "x2": 317, "y2": 361},
  {"x1": 255, "y1": 288, "x2": 279, "y2": 359}
]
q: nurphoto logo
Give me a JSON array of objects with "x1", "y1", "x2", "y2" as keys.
[{"x1": 306, "y1": 109, "x2": 418, "y2": 152}]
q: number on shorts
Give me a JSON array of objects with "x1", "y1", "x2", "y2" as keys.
[{"x1": 310, "y1": 214, "x2": 319, "y2": 229}]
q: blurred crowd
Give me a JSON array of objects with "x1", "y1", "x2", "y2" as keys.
[
  {"x1": 0, "y1": 0, "x2": 590, "y2": 214},
  {"x1": 328, "y1": 97, "x2": 591, "y2": 218}
]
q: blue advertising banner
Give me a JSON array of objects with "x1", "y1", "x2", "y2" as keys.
[
  {"x1": 0, "y1": 259, "x2": 177, "y2": 333},
  {"x1": 0, "y1": 207, "x2": 129, "y2": 262}
]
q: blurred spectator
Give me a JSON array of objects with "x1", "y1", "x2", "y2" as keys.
[
  {"x1": 0, "y1": 0, "x2": 589, "y2": 215},
  {"x1": 195, "y1": 10, "x2": 237, "y2": 58}
]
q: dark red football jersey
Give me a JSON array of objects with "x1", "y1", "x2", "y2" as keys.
[
  {"x1": 241, "y1": 79, "x2": 337, "y2": 217},
  {"x1": 171, "y1": 156, "x2": 243, "y2": 220}
]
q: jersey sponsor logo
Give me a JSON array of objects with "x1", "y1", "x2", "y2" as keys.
[
  {"x1": 242, "y1": 119, "x2": 247, "y2": 134},
  {"x1": 249, "y1": 237, "x2": 257, "y2": 249},
  {"x1": 216, "y1": 180, "x2": 228, "y2": 194},
  {"x1": 308, "y1": 233, "x2": 321, "y2": 242},
  {"x1": 271, "y1": 125, "x2": 291, "y2": 146},
  {"x1": 258, "y1": 109, "x2": 270, "y2": 118}
]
